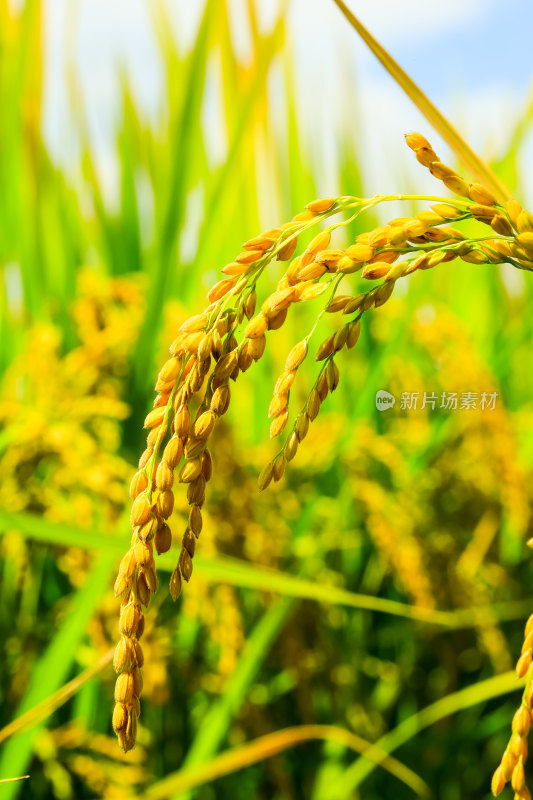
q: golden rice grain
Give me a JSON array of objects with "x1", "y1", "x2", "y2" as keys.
[
  {"x1": 326, "y1": 360, "x2": 340, "y2": 391},
  {"x1": 415, "y1": 146, "x2": 439, "y2": 168},
  {"x1": 201, "y1": 450, "x2": 212, "y2": 480},
  {"x1": 491, "y1": 216, "x2": 514, "y2": 237},
  {"x1": 242, "y1": 234, "x2": 275, "y2": 250},
  {"x1": 333, "y1": 326, "x2": 348, "y2": 352},
  {"x1": 180, "y1": 332, "x2": 204, "y2": 354},
  {"x1": 404, "y1": 132, "x2": 432, "y2": 151},
  {"x1": 517, "y1": 232, "x2": 533, "y2": 252},
  {"x1": 155, "y1": 461, "x2": 174, "y2": 491},
  {"x1": 460, "y1": 249, "x2": 490, "y2": 265},
  {"x1": 275, "y1": 370, "x2": 295, "y2": 395},
  {"x1": 207, "y1": 278, "x2": 236, "y2": 303},
  {"x1": 512, "y1": 761, "x2": 526, "y2": 793},
  {"x1": 430, "y1": 203, "x2": 463, "y2": 219},
  {"x1": 180, "y1": 314, "x2": 207, "y2": 333},
  {"x1": 175, "y1": 405, "x2": 190, "y2": 438},
  {"x1": 144, "y1": 407, "x2": 166, "y2": 429},
  {"x1": 296, "y1": 283, "x2": 328, "y2": 301},
  {"x1": 317, "y1": 372, "x2": 329, "y2": 402},
  {"x1": 245, "y1": 314, "x2": 268, "y2": 338},
  {"x1": 303, "y1": 230, "x2": 331, "y2": 261},
  {"x1": 345, "y1": 243, "x2": 375, "y2": 262},
  {"x1": 284, "y1": 432, "x2": 299, "y2": 461},
  {"x1": 248, "y1": 335, "x2": 266, "y2": 360},
  {"x1": 342, "y1": 294, "x2": 365, "y2": 314},
  {"x1": 114, "y1": 673, "x2": 134, "y2": 704},
  {"x1": 298, "y1": 262, "x2": 327, "y2": 281},
  {"x1": 129, "y1": 471, "x2": 148, "y2": 499},
  {"x1": 516, "y1": 652, "x2": 532, "y2": 679},
  {"x1": 277, "y1": 236, "x2": 298, "y2": 261},
  {"x1": 189, "y1": 505, "x2": 202, "y2": 535},
  {"x1": 222, "y1": 261, "x2": 249, "y2": 276},
  {"x1": 307, "y1": 389, "x2": 320, "y2": 421},
  {"x1": 187, "y1": 475, "x2": 206, "y2": 505},
  {"x1": 118, "y1": 548, "x2": 137, "y2": 580},
  {"x1": 179, "y1": 457, "x2": 202, "y2": 483},
  {"x1": 192, "y1": 410, "x2": 216, "y2": 439},
  {"x1": 163, "y1": 436, "x2": 183, "y2": 468},
  {"x1": 119, "y1": 603, "x2": 142, "y2": 638},
  {"x1": 291, "y1": 210, "x2": 315, "y2": 223},
  {"x1": 315, "y1": 249, "x2": 345, "y2": 267},
  {"x1": 285, "y1": 340, "x2": 308, "y2": 371},
  {"x1": 262, "y1": 286, "x2": 296, "y2": 314},
  {"x1": 443, "y1": 175, "x2": 470, "y2": 197},
  {"x1": 512, "y1": 707, "x2": 531, "y2": 738},
  {"x1": 235, "y1": 249, "x2": 263, "y2": 264},
  {"x1": 131, "y1": 495, "x2": 151, "y2": 527},
  {"x1": 155, "y1": 524, "x2": 172, "y2": 554},
  {"x1": 517, "y1": 209, "x2": 533, "y2": 233},
  {"x1": 346, "y1": 320, "x2": 361, "y2": 349},
  {"x1": 270, "y1": 410, "x2": 289, "y2": 438},
  {"x1": 157, "y1": 490, "x2": 174, "y2": 519},
  {"x1": 469, "y1": 183, "x2": 497, "y2": 206},
  {"x1": 179, "y1": 548, "x2": 193, "y2": 582},
  {"x1": 169, "y1": 567, "x2": 182, "y2": 601},
  {"x1": 211, "y1": 384, "x2": 231, "y2": 416},
  {"x1": 138, "y1": 516, "x2": 158, "y2": 544},
  {"x1": 326, "y1": 295, "x2": 352, "y2": 313},
  {"x1": 112, "y1": 703, "x2": 128, "y2": 734},
  {"x1": 258, "y1": 461, "x2": 275, "y2": 492},
  {"x1": 268, "y1": 394, "x2": 288, "y2": 418},
  {"x1": 306, "y1": 197, "x2": 336, "y2": 213},
  {"x1": 361, "y1": 262, "x2": 391, "y2": 280},
  {"x1": 295, "y1": 412, "x2": 309, "y2": 442},
  {"x1": 491, "y1": 765, "x2": 506, "y2": 796},
  {"x1": 316, "y1": 334, "x2": 335, "y2": 361},
  {"x1": 267, "y1": 308, "x2": 288, "y2": 329}
]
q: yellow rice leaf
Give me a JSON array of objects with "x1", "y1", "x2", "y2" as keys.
[
  {"x1": 144, "y1": 724, "x2": 429, "y2": 799},
  {"x1": 331, "y1": 0, "x2": 512, "y2": 202}
]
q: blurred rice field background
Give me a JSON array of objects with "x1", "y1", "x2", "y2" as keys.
[{"x1": 1, "y1": 1, "x2": 533, "y2": 798}]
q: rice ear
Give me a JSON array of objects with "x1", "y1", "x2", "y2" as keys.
[{"x1": 113, "y1": 137, "x2": 531, "y2": 754}]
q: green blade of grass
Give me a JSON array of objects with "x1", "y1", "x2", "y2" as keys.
[
  {"x1": 117, "y1": 81, "x2": 143, "y2": 276},
  {"x1": 146, "y1": 724, "x2": 429, "y2": 799},
  {"x1": 328, "y1": 669, "x2": 521, "y2": 798},
  {"x1": 132, "y1": 0, "x2": 218, "y2": 397},
  {"x1": 0, "y1": 778, "x2": 30, "y2": 785},
  {"x1": 173, "y1": 595, "x2": 295, "y2": 800},
  {"x1": 330, "y1": 0, "x2": 511, "y2": 202},
  {"x1": 492, "y1": 87, "x2": 533, "y2": 197},
  {"x1": 191, "y1": 13, "x2": 287, "y2": 273},
  {"x1": 0, "y1": 552, "x2": 116, "y2": 798},
  {"x1": 0, "y1": 509, "x2": 530, "y2": 629},
  {"x1": 0, "y1": 650, "x2": 113, "y2": 747}
]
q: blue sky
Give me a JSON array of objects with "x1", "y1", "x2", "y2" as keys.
[{"x1": 41, "y1": 0, "x2": 533, "y2": 203}]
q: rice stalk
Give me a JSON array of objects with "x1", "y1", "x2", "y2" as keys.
[{"x1": 112, "y1": 133, "x2": 533, "y2": 754}]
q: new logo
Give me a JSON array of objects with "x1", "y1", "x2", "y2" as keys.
[{"x1": 375, "y1": 390, "x2": 396, "y2": 411}]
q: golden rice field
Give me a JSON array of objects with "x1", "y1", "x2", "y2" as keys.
[{"x1": 2, "y1": 2, "x2": 533, "y2": 799}]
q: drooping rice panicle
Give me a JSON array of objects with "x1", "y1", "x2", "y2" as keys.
[{"x1": 112, "y1": 134, "x2": 533, "y2": 754}]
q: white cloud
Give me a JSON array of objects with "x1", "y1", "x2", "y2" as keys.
[
  {"x1": 285, "y1": 0, "x2": 489, "y2": 66},
  {"x1": 324, "y1": 0, "x2": 487, "y2": 41},
  {"x1": 40, "y1": 0, "x2": 533, "y2": 211}
]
